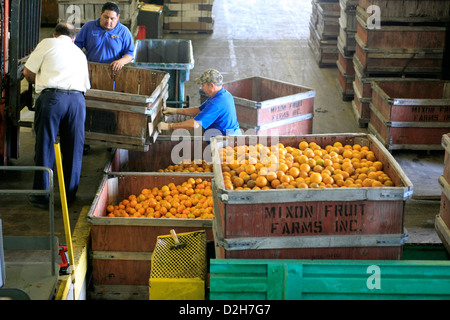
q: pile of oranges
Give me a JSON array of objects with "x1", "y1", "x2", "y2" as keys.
[
  {"x1": 106, "y1": 177, "x2": 214, "y2": 219},
  {"x1": 157, "y1": 159, "x2": 213, "y2": 173},
  {"x1": 219, "y1": 141, "x2": 395, "y2": 190}
]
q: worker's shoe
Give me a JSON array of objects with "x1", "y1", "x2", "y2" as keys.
[
  {"x1": 67, "y1": 195, "x2": 76, "y2": 207},
  {"x1": 83, "y1": 144, "x2": 91, "y2": 155},
  {"x1": 28, "y1": 195, "x2": 49, "y2": 210}
]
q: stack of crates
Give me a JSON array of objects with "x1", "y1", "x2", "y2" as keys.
[
  {"x1": 352, "y1": 0, "x2": 450, "y2": 127},
  {"x1": 336, "y1": 0, "x2": 358, "y2": 100},
  {"x1": 308, "y1": 0, "x2": 341, "y2": 67},
  {"x1": 164, "y1": 0, "x2": 214, "y2": 34}
]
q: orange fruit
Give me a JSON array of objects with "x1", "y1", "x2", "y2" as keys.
[
  {"x1": 288, "y1": 167, "x2": 300, "y2": 178},
  {"x1": 245, "y1": 164, "x2": 256, "y2": 175},
  {"x1": 300, "y1": 163, "x2": 311, "y2": 173},
  {"x1": 255, "y1": 176, "x2": 268, "y2": 188},
  {"x1": 299, "y1": 141, "x2": 309, "y2": 150},
  {"x1": 310, "y1": 172, "x2": 322, "y2": 184}
]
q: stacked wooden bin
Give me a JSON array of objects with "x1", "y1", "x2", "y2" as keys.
[
  {"x1": 164, "y1": 0, "x2": 214, "y2": 34},
  {"x1": 87, "y1": 137, "x2": 215, "y2": 299},
  {"x1": 352, "y1": 0, "x2": 450, "y2": 138},
  {"x1": 309, "y1": 0, "x2": 341, "y2": 67},
  {"x1": 198, "y1": 76, "x2": 316, "y2": 136},
  {"x1": 437, "y1": 134, "x2": 450, "y2": 255},
  {"x1": 210, "y1": 133, "x2": 412, "y2": 261},
  {"x1": 336, "y1": 0, "x2": 358, "y2": 100},
  {"x1": 84, "y1": 63, "x2": 169, "y2": 151}
]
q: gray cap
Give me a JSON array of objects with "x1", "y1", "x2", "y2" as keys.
[{"x1": 195, "y1": 69, "x2": 223, "y2": 85}]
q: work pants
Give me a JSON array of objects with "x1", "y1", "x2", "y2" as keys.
[{"x1": 33, "y1": 89, "x2": 86, "y2": 203}]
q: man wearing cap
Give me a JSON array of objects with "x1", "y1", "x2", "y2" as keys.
[{"x1": 157, "y1": 69, "x2": 241, "y2": 141}]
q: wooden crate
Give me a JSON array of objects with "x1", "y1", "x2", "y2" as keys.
[
  {"x1": 336, "y1": 46, "x2": 355, "y2": 101},
  {"x1": 354, "y1": 14, "x2": 446, "y2": 76},
  {"x1": 87, "y1": 173, "x2": 214, "y2": 294},
  {"x1": 437, "y1": 134, "x2": 450, "y2": 255},
  {"x1": 437, "y1": 176, "x2": 450, "y2": 255},
  {"x1": 352, "y1": 89, "x2": 370, "y2": 128},
  {"x1": 84, "y1": 63, "x2": 169, "y2": 151},
  {"x1": 223, "y1": 76, "x2": 315, "y2": 136},
  {"x1": 308, "y1": 24, "x2": 339, "y2": 66},
  {"x1": 57, "y1": 0, "x2": 138, "y2": 26},
  {"x1": 210, "y1": 134, "x2": 412, "y2": 261},
  {"x1": 356, "y1": 15, "x2": 447, "y2": 50},
  {"x1": 338, "y1": 24, "x2": 356, "y2": 55},
  {"x1": 104, "y1": 135, "x2": 213, "y2": 174},
  {"x1": 443, "y1": 134, "x2": 450, "y2": 183},
  {"x1": 369, "y1": 80, "x2": 450, "y2": 150},
  {"x1": 163, "y1": 1, "x2": 214, "y2": 33},
  {"x1": 339, "y1": 0, "x2": 358, "y2": 31},
  {"x1": 357, "y1": 0, "x2": 450, "y2": 23},
  {"x1": 336, "y1": 59, "x2": 354, "y2": 101},
  {"x1": 355, "y1": 39, "x2": 444, "y2": 76}
]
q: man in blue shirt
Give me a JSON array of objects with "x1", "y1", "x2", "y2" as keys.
[
  {"x1": 157, "y1": 69, "x2": 241, "y2": 142},
  {"x1": 75, "y1": 2, "x2": 134, "y2": 154},
  {"x1": 75, "y1": 2, "x2": 134, "y2": 72}
]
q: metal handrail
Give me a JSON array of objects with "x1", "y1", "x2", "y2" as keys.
[{"x1": 0, "y1": 166, "x2": 56, "y2": 276}]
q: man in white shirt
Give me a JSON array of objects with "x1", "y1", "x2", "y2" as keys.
[{"x1": 24, "y1": 23, "x2": 91, "y2": 209}]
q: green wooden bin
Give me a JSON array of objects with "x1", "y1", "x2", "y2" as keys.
[{"x1": 209, "y1": 257, "x2": 450, "y2": 300}]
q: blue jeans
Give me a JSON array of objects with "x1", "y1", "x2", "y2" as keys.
[{"x1": 33, "y1": 89, "x2": 86, "y2": 202}]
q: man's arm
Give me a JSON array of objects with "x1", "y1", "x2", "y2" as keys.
[
  {"x1": 177, "y1": 107, "x2": 201, "y2": 117},
  {"x1": 23, "y1": 67, "x2": 36, "y2": 84}
]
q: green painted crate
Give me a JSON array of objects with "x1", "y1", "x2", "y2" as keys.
[{"x1": 209, "y1": 257, "x2": 450, "y2": 300}]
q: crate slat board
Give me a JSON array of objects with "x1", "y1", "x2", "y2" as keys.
[
  {"x1": 211, "y1": 134, "x2": 413, "y2": 261},
  {"x1": 84, "y1": 63, "x2": 169, "y2": 151},
  {"x1": 104, "y1": 136, "x2": 212, "y2": 174}
]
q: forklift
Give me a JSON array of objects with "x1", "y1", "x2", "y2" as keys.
[{"x1": 0, "y1": 0, "x2": 60, "y2": 300}]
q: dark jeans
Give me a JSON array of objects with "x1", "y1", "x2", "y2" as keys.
[{"x1": 33, "y1": 89, "x2": 86, "y2": 203}]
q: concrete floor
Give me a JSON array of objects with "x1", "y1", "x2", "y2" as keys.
[{"x1": 0, "y1": 0, "x2": 446, "y2": 297}]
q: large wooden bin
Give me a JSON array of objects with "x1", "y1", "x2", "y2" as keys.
[
  {"x1": 357, "y1": 0, "x2": 450, "y2": 23},
  {"x1": 87, "y1": 172, "x2": 214, "y2": 299},
  {"x1": 210, "y1": 134, "x2": 412, "y2": 261},
  {"x1": 84, "y1": 62, "x2": 169, "y2": 151},
  {"x1": 104, "y1": 135, "x2": 212, "y2": 174},
  {"x1": 436, "y1": 134, "x2": 450, "y2": 255},
  {"x1": 368, "y1": 80, "x2": 450, "y2": 150},
  {"x1": 223, "y1": 77, "x2": 315, "y2": 136}
]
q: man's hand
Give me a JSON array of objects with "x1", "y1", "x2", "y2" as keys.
[
  {"x1": 110, "y1": 60, "x2": 126, "y2": 72},
  {"x1": 110, "y1": 54, "x2": 133, "y2": 72},
  {"x1": 157, "y1": 122, "x2": 171, "y2": 132},
  {"x1": 163, "y1": 107, "x2": 178, "y2": 116}
]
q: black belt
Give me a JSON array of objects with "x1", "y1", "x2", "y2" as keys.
[{"x1": 42, "y1": 88, "x2": 83, "y2": 94}]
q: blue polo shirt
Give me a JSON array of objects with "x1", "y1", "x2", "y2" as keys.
[
  {"x1": 195, "y1": 88, "x2": 241, "y2": 141},
  {"x1": 75, "y1": 19, "x2": 134, "y2": 63}
]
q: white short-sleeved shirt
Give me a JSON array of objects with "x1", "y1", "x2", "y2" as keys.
[{"x1": 25, "y1": 35, "x2": 91, "y2": 93}]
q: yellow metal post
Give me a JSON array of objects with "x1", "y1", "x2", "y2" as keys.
[{"x1": 54, "y1": 144, "x2": 75, "y2": 281}]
